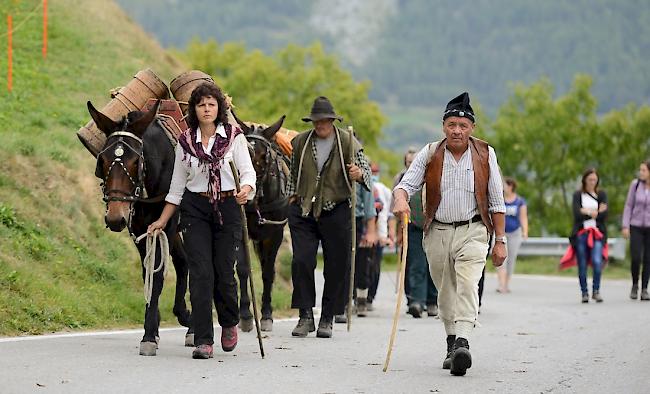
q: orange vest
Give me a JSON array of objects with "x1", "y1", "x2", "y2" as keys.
[{"x1": 423, "y1": 137, "x2": 493, "y2": 233}]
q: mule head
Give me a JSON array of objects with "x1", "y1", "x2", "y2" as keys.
[
  {"x1": 89, "y1": 100, "x2": 159, "y2": 232},
  {"x1": 245, "y1": 115, "x2": 285, "y2": 176}
]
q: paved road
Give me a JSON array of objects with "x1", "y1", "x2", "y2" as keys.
[{"x1": 1, "y1": 273, "x2": 649, "y2": 393}]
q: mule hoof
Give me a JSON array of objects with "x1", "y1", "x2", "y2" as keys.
[
  {"x1": 139, "y1": 341, "x2": 157, "y2": 356},
  {"x1": 184, "y1": 333, "x2": 195, "y2": 347},
  {"x1": 239, "y1": 318, "x2": 254, "y2": 333},
  {"x1": 261, "y1": 318, "x2": 273, "y2": 332}
]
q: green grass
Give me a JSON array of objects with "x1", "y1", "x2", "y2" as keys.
[{"x1": 0, "y1": 0, "x2": 295, "y2": 336}]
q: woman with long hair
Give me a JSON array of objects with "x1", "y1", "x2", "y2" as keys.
[
  {"x1": 497, "y1": 177, "x2": 528, "y2": 293},
  {"x1": 571, "y1": 168, "x2": 608, "y2": 303}
]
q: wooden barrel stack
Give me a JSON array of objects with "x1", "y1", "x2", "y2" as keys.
[{"x1": 77, "y1": 69, "x2": 169, "y2": 157}]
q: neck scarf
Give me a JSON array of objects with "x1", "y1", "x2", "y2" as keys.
[{"x1": 178, "y1": 122, "x2": 241, "y2": 213}]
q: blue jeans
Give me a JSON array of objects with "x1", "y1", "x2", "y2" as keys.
[
  {"x1": 575, "y1": 232, "x2": 603, "y2": 294},
  {"x1": 407, "y1": 224, "x2": 438, "y2": 306}
]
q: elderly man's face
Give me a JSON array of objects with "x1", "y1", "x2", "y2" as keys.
[
  {"x1": 313, "y1": 118, "x2": 335, "y2": 139},
  {"x1": 442, "y1": 116, "x2": 474, "y2": 152}
]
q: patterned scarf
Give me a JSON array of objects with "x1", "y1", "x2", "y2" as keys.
[{"x1": 178, "y1": 122, "x2": 241, "y2": 214}]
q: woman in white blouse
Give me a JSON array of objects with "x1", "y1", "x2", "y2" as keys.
[{"x1": 148, "y1": 82, "x2": 256, "y2": 359}]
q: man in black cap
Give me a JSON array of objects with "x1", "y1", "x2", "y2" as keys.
[
  {"x1": 393, "y1": 92, "x2": 507, "y2": 376},
  {"x1": 287, "y1": 96, "x2": 372, "y2": 338}
]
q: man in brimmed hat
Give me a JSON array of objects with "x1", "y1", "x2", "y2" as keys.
[
  {"x1": 287, "y1": 96, "x2": 373, "y2": 338},
  {"x1": 392, "y1": 92, "x2": 507, "y2": 376}
]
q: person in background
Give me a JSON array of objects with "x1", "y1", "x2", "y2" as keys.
[
  {"x1": 622, "y1": 159, "x2": 650, "y2": 301},
  {"x1": 368, "y1": 163, "x2": 396, "y2": 311},
  {"x1": 286, "y1": 96, "x2": 372, "y2": 338},
  {"x1": 497, "y1": 177, "x2": 528, "y2": 293},
  {"x1": 571, "y1": 168, "x2": 608, "y2": 303},
  {"x1": 393, "y1": 148, "x2": 418, "y2": 305}
]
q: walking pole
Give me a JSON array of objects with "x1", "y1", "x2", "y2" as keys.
[
  {"x1": 383, "y1": 213, "x2": 409, "y2": 372},
  {"x1": 347, "y1": 126, "x2": 357, "y2": 332},
  {"x1": 229, "y1": 160, "x2": 265, "y2": 359}
]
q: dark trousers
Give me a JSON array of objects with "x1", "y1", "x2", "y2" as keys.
[
  {"x1": 289, "y1": 202, "x2": 351, "y2": 318},
  {"x1": 180, "y1": 192, "x2": 241, "y2": 346},
  {"x1": 369, "y1": 245, "x2": 383, "y2": 302},
  {"x1": 630, "y1": 226, "x2": 650, "y2": 289},
  {"x1": 355, "y1": 218, "x2": 374, "y2": 291},
  {"x1": 407, "y1": 224, "x2": 438, "y2": 306}
]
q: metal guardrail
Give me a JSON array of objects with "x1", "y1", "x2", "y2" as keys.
[
  {"x1": 519, "y1": 237, "x2": 627, "y2": 260},
  {"x1": 373, "y1": 237, "x2": 627, "y2": 261}
]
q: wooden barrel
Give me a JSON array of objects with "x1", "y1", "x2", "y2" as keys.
[
  {"x1": 77, "y1": 69, "x2": 170, "y2": 157},
  {"x1": 170, "y1": 70, "x2": 214, "y2": 113}
]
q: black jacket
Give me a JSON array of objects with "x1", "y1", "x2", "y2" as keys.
[{"x1": 570, "y1": 190, "x2": 608, "y2": 245}]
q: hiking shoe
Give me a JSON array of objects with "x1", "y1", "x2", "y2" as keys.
[
  {"x1": 592, "y1": 291, "x2": 603, "y2": 303},
  {"x1": 581, "y1": 293, "x2": 589, "y2": 303},
  {"x1": 334, "y1": 314, "x2": 347, "y2": 324},
  {"x1": 427, "y1": 304, "x2": 439, "y2": 317},
  {"x1": 292, "y1": 309, "x2": 315, "y2": 337},
  {"x1": 630, "y1": 285, "x2": 639, "y2": 300},
  {"x1": 442, "y1": 335, "x2": 456, "y2": 369},
  {"x1": 316, "y1": 316, "x2": 333, "y2": 338},
  {"x1": 356, "y1": 297, "x2": 368, "y2": 317},
  {"x1": 221, "y1": 326, "x2": 238, "y2": 352},
  {"x1": 408, "y1": 303, "x2": 423, "y2": 318},
  {"x1": 641, "y1": 289, "x2": 650, "y2": 301},
  {"x1": 450, "y1": 338, "x2": 472, "y2": 376},
  {"x1": 192, "y1": 344, "x2": 214, "y2": 359}
]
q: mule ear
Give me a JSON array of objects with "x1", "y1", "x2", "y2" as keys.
[
  {"x1": 87, "y1": 101, "x2": 117, "y2": 136},
  {"x1": 231, "y1": 109, "x2": 252, "y2": 134},
  {"x1": 262, "y1": 115, "x2": 286, "y2": 140},
  {"x1": 130, "y1": 99, "x2": 159, "y2": 137}
]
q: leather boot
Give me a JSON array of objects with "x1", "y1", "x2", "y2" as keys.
[
  {"x1": 292, "y1": 308, "x2": 315, "y2": 337},
  {"x1": 442, "y1": 335, "x2": 455, "y2": 369},
  {"x1": 316, "y1": 315, "x2": 333, "y2": 338},
  {"x1": 450, "y1": 337, "x2": 472, "y2": 376}
]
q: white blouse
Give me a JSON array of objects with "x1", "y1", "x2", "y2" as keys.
[
  {"x1": 581, "y1": 192, "x2": 598, "y2": 229},
  {"x1": 165, "y1": 125, "x2": 256, "y2": 205}
]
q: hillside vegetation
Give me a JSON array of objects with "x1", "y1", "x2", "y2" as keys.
[{"x1": 0, "y1": 0, "x2": 186, "y2": 335}]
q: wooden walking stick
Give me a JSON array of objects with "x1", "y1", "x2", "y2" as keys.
[
  {"x1": 229, "y1": 160, "x2": 265, "y2": 359},
  {"x1": 347, "y1": 125, "x2": 357, "y2": 332},
  {"x1": 383, "y1": 213, "x2": 409, "y2": 372}
]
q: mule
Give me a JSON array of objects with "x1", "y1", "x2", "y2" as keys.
[
  {"x1": 88, "y1": 101, "x2": 192, "y2": 355},
  {"x1": 234, "y1": 114, "x2": 289, "y2": 332}
]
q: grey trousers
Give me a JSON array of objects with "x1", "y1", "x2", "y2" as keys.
[{"x1": 505, "y1": 228, "x2": 523, "y2": 276}]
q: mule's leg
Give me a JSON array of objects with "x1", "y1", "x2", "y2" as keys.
[
  {"x1": 137, "y1": 242, "x2": 165, "y2": 356},
  {"x1": 259, "y1": 229, "x2": 283, "y2": 331},
  {"x1": 170, "y1": 234, "x2": 192, "y2": 328},
  {"x1": 236, "y1": 239, "x2": 253, "y2": 332}
]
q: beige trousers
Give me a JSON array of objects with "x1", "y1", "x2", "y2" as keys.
[{"x1": 422, "y1": 221, "x2": 489, "y2": 339}]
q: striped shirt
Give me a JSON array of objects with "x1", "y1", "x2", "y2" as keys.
[{"x1": 394, "y1": 141, "x2": 506, "y2": 223}]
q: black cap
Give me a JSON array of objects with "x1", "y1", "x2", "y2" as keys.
[
  {"x1": 302, "y1": 96, "x2": 343, "y2": 122},
  {"x1": 443, "y1": 92, "x2": 475, "y2": 123}
]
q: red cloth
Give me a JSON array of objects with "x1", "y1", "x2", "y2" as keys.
[{"x1": 559, "y1": 227, "x2": 608, "y2": 270}]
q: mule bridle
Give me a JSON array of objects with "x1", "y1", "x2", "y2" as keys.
[
  {"x1": 97, "y1": 131, "x2": 146, "y2": 204},
  {"x1": 245, "y1": 134, "x2": 288, "y2": 226}
]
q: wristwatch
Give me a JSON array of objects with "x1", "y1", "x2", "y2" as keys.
[{"x1": 495, "y1": 236, "x2": 507, "y2": 245}]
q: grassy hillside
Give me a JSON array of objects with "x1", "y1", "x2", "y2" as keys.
[{"x1": 0, "y1": 0, "x2": 294, "y2": 336}]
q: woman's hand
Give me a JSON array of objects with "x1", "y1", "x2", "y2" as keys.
[
  {"x1": 622, "y1": 228, "x2": 630, "y2": 239},
  {"x1": 598, "y1": 203, "x2": 608, "y2": 213},
  {"x1": 147, "y1": 218, "x2": 168, "y2": 235},
  {"x1": 236, "y1": 185, "x2": 253, "y2": 205}
]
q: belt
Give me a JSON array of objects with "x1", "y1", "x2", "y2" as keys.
[
  {"x1": 197, "y1": 190, "x2": 236, "y2": 200},
  {"x1": 433, "y1": 215, "x2": 482, "y2": 228}
]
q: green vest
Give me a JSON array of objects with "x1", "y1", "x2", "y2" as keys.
[{"x1": 291, "y1": 127, "x2": 360, "y2": 218}]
